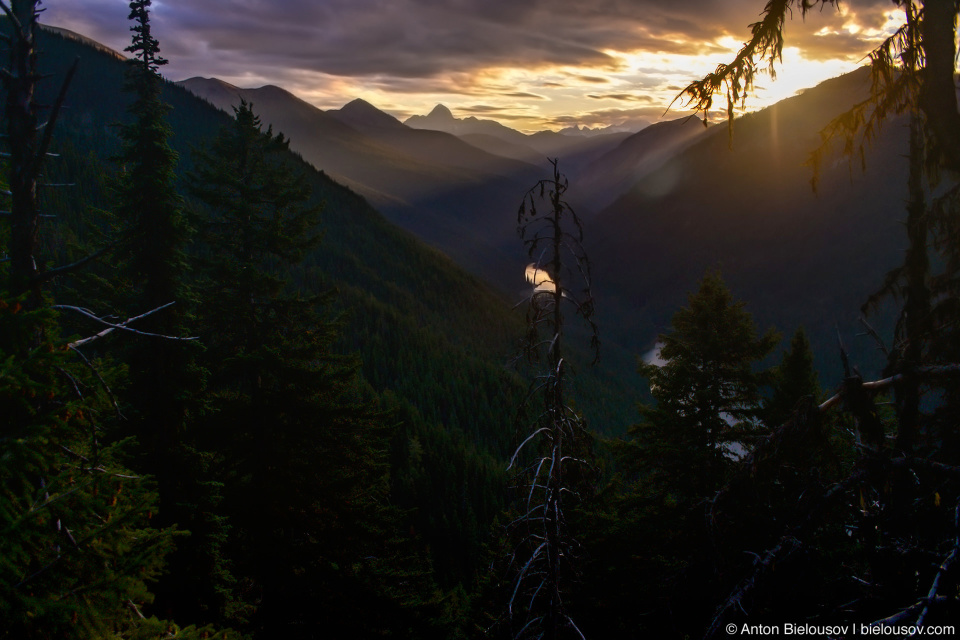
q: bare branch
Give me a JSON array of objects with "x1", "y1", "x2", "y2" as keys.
[
  {"x1": 67, "y1": 344, "x2": 122, "y2": 420},
  {"x1": 916, "y1": 501, "x2": 960, "y2": 626},
  {"x1": 32, "y1": 241, "x2": 115, "y2": 284},
  {"x1": 29, "y1": 55, "x2": 79, "y2": 181},
  {"x1": 55, "y1": 302, "x2": 198, "y2": 348}
]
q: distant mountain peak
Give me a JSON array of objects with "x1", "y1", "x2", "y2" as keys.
[
  {"x1": 343, "y1": 97, "x2": 377, "y2": 110},
  {"x1": 181, "y1": 76, "x2": 240, "y2": 91},
  {"x1": 428, "y1": 104, "x2": 454, "y2": 120},
  {"x1": 331, "y1": 98, "x2": 405, "y2": 131}
]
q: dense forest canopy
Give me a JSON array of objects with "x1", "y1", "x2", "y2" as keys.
[{"x1": 2, "y1": 1, "x2": 960, "y2": 639}]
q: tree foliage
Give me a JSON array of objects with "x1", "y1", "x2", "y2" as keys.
[
  {"x1": 761, "y1": 326, "x2": 819, "y2": 426},
  {"x1": 670, "y1": 3, "x2": 960, "y2": 632},
  {"x1": 633, "y1": 271, "x2": 777, "y2": 497},
  {"x1": 0, "y1": 3, "x2": 213, "y2": 638},
  {"x1": 188, "y1": 99, "x2": 443, "y2": 637}
]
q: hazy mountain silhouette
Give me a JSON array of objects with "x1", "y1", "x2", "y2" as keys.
[
  {"x1": 457, "y1": 132, "x2": 546, "y2": 165},
  {"x1": 180, "y1": 78, "x2": 541, "y2": 284},
  {"x1": 405, "y1": 104, "x2": 632, "y2": 171},
  {"x1": 182, "y1": 69, "x2": 909, "y2": 385},
  {"x1": 571, "y1": 116, "x2": 708, "y2": 214},
  {"x1": 559, "y1": 122, "x2": 644, "y2": 136},
  {"x1": 329, "y1": 98, "x2": 409, "y2": 132},
  {"x1": 328, "y1": 99, "x2": 540, "y2": 179},
  {"x1": 588, "y1": 67, "x2": 908, "y2": 379},
  {"x1": 406, "y1": 104, "x2": 528, "y2": 142}
]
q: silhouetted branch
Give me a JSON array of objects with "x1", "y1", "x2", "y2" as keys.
[
  {"x1": 917, "y1": 501, "x2": 960, "y2": 626},
  {"x1": 32, "y1": 240, "x2": 115, "y2": 284},
  {"x1": 704, "y1": 537, "x2": 803, "y2": 640},
  {"x1": 32, "y1": 55, "x2": 78, "y2": 177}
]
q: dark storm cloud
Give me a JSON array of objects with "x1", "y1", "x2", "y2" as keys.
[{"x1": 45, "y1": 0, "x2": 893, "y2": 84}]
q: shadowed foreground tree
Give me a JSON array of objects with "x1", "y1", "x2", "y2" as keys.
[
  {"x1": 669, "y1": 1, "x2": 960, "y2": 633},
  {"x1": 0, "y1": 2, "x2": 223, "y2": 637},
  {"x1": 189, "y1": 100, "x2": 441, "y2": 638},
  {"x1": 109, "y1": 1, "x2": 230, "y2": 626},
  {"x1": 571, "y1": 274, "x2": 775, "y2": 637},
  {"x1": 631, "y1": 271, "x2": 778, "y2": 499},
  {"x1": 498, "y1": 160, "x2": 598, "y2": 640},
  {"x1": 761, "y1": 326, "x2": 819, "y2": 427}
]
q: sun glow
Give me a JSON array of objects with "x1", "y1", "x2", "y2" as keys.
[{"x1": 42, "y1": 1, "x2": 906, "y2": 133}]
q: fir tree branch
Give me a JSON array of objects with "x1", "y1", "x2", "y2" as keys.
[{"x1": 31, "y1": 240, "x2": 115, "y2": 285}]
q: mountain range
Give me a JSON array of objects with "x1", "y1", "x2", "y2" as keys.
[
  {"x1": 34, "y1": 25, "x2": 637, "y2": 440},
  {"x1": 588, "y1": 67, "x2": 907, "y2": 379},
  {"x1": 49, "y1": 18, "x2": 916, "y2": 396},
  {"x1": 180, "y1": 64, "x2": 911, "y2": 385}
]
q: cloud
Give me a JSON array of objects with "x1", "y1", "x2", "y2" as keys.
[
  {"x1": 501, "y1": 92, "x2": 547, "y2": 100},
  {"x1": 545, "y1": 105, "x2": 690, "y2": 128},
  {"x1": 461, "y1": 104, "x2": 512, "y2": 113},
  {"x1": 41, "y1": 0, "x2": 896, "y2": 130},
  {"x1": 587, "y1": 93, "x2": 654, "y2": 102},
  {"x1": 45, "y1": 0, "x2": 891, "y2": 83},
  {"x1": 575, "y1": 75, "x2": 612, "y2": 85}
]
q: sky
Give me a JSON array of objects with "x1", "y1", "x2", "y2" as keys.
[{"x1": 43, "y1": 0, "x2": 903, "y2": 132}]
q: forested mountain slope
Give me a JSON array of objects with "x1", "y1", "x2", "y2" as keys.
[
  {"x1": 589, "y1": 67, "x2": 907, "y2": 379},
  {"x1": 179, "y1": 77, "x2": 541, "y2": 287},
  {"x1": 571, "y1": 115, "x2": 709, "y2": 214},
  {"x1": 30, "y1": 24, "x2": 636, "y2": 598}
]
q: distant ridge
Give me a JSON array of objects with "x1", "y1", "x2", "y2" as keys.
[
  {"x1": 328, "y1": 98, "x2": 407, "y2": 132},
  {"x1": 588, "y1": 67, "x2": 905, "y2": 379},
  {"x1": 178, "y1": 76, "x2": 545, "y2": 288},
  {"x1": 42, "y1": 24, "x2": 125, "y2": 61},
  {"x1": 404, "y1": 103, "x2": 632, "y2": 170},
  {"x1": 405, "y1": 104, "x2": 529, "y2": 144}
]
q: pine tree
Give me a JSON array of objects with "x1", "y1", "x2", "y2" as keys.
[
  {"x1": 189, "y1": 100, "x2": 434, "y2": 638},
  {"x1": 762, "y1": 327, "x2": 819, "y2": 427},
  {"x1": 118, "y1": 0, "x2": 188, "y2": 313},
  {"x1": 112, "y1": 1, "x2": 225, "y2": 627},
  {"x1": 571, "y1": 273, "x2": 777, "y2": 637},
  {"x1": 632, "y1": 271, "x2": 778, "y2": 498},
  {"x1": 0, "y1": 3, "x2": 197, "y2": 637},
  {"x1": 114, "y1": 0, "x2": 194, "y2": 497}
]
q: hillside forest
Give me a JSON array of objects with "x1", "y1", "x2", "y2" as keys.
[{"x1": 3, "y1": 1, "x2": 960, "y2": 639}]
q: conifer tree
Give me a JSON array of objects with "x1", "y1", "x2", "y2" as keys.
[
  {"x1": 761, "y1": 327, "x2": 819, "y2": 427},
  {"x1": 670, "y1": 4, "x2": 960, "y2": 632},
  {"x1": 113, "y1": 1, "x2": 223, "y2": 626},
  {"x1": 115, "y1": 0, "x2": 193, "y2": 495},
  {"x1": 189, "y1": 100, "x2": 433, "y2": 638},
  {"x1": 632, "y1": 271, "x2": 778, "y2": 497},
  {"x1": 504, "y1": 160, "x2": 597, "y2": 640},
  {"x1": 118, "y1": 0, "x2": 187, "y2": 313},
  {"x1": 0, "y1": 3, "x2": 203, "y2": 637}
]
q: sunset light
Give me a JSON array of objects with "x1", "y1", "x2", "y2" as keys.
[{"x1": 44, "y1": 0, "x2": 902, "y2": 131}]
